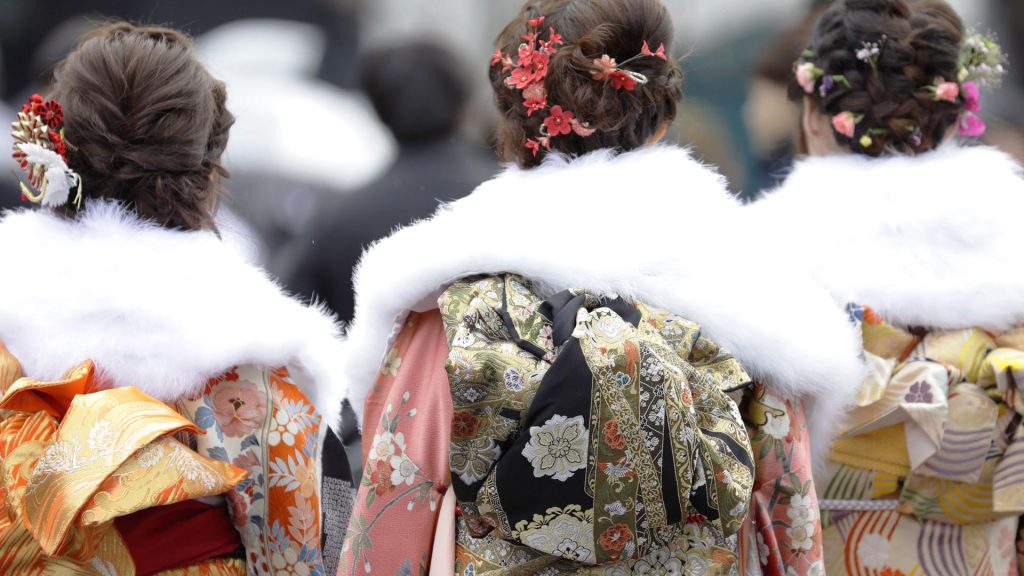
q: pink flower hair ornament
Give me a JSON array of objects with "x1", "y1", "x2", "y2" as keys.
[{"x1": 491, "y1": 14, "x2": 668, "y2": 157}]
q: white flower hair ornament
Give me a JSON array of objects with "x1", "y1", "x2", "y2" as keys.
[{"x1": 11, "y1": 94, "x2": 83, "y2": 209}]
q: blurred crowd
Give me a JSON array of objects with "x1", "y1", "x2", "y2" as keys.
[{"x1": 1, "y1": 0, "x2": 1021, "y2": 303}]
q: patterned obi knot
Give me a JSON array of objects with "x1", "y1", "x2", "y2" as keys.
[
  {"x1": 440, "y1": 274, "x2": 755, "y2": 565},
  {"x1": 0, "y1": 347, "x2": 247, "y2": 574}
]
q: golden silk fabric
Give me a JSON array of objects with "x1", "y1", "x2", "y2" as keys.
[{"x1": 0, "y1": 344, "x2": 247, "y2": 575}]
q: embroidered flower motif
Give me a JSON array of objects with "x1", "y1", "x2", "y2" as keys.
[
  {"x1": 859, "y1": 134, "x2": 873, "y2": 149},
  {"x1": 904, "y1": 381, "x2": 934, "y2": 404},
  {"x1": 370, "y1": 459, "x2": 395, "y2": 496},
  {"x1": 603, "y1": 418, "x2": 627, "y2": 450},
  {"x1": 632, "y1": 544, "x2": 684, "y2": 575},
  {"x1": 857, "y1": 533, "x2": 891, "y2": 569},
  {"x1": 543, "y1": 106, "x2": 575, "y2": 137},
  {"x1": 451, "y1": 436, "x2": 502, "y2": 485},
  {"x1": 87, "y1": 419, "x2": 115, "y2": 452},
  {"x1": 504, "y1": 367, "x2": 525, "y2": 392},
  {"x1": 517, "y1": 506, "x2": 595, "y2": 563},
  {"x1": 369, "y1": 430, "x2": 404, "y2": 463},
  {"x1": 599, "y1": 523, "x2": 632, "y2": 553},
  {"x1": 211, "y1": 379, "x2": 268, "y2": 437},
  {"x1": 522, "y1": 414, "x2": 589, "y2": 481},
  {"x1": 795, "y1": 62, "x2": 819, "y2": 94},
  {"x1": 268, "y1": 407, "x2": 301, "y2": 447},
  {"x1": 785, "y1": 493, "x2": 816, "y2": 551},
  {"x1": 135, "y1": 443, "x2": 164, "y2": 469},
  {"x1": 31, "y1": 440, "x2": 74, "y2": 481},
  {"x1": 831, "y1": 111, "x2": 857, "y2": 138},
  {"x1": 604, "y1": 501, "x2": 627, "y2": 516},
  {"x1": 756, "y1": 531, "x2": 769, "y2": 565},
  {"x1": 389, "y1": 453, "x2": 418, "y2": 486},
  {"x1": 934, "y1": 79, "x2": 960, "y2": 102},
  {"x1": 271, "y1": 546, "x2": 311, "y2": 576},
  {"x1": 452, "y1": 411, "x2": 481, "y2": 439},
  {"x1": 226, "y1": 488, "x2": 251, "y2": 528},
  {"x1": 381, "y1": 348, "x2": 403, "y2": 377}
]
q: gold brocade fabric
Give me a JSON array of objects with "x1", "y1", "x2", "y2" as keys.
[{"x1": 0, "y1": 343, "x2": 247, "y2": 575}]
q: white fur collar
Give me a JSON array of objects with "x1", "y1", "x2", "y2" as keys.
[
  {"x1": 345, "y1": 146, "x2": 863, "y2": 457},
  {"x1": 0, "y1": 202, "x2": 346, "y2": 426},
  {"x1": 747, "y1": 144, "x2": 1024, "y2": 330}
]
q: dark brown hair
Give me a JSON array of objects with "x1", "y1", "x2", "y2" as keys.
[
  {"x1": 51, "y1": 22, "x2": 234, "y2": 231},
  {"x1": 491, "y1": 0, "x2": 683, "y2": 168},
  {"x1": 796, "y1": 0, "x2": 964, "y2": 156}
]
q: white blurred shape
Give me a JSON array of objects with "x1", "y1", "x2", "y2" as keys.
[{"x1": 198, "y1": 19, "x2": 395, "y2": 193}]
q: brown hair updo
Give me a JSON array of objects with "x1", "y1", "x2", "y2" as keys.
[
  {"x1": 491, "y1": 0, "x2": 683, "y2": 168},
  {"x1": 51, "y1": 22, "x2": 234, "y2": 231},
  {"x1": 796, "y1": 0, "x2": 964, "y2": 156}
]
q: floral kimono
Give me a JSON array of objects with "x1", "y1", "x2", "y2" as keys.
[
  {"x1": 0, "y1": 203, "x2": 355, "y2": 575},
  {"x1": 747, "y1": 143, "x2": 1024, "y2": 575},
  {"x1": 335, "y1": 146, "x2": 863, "y2": 575}
]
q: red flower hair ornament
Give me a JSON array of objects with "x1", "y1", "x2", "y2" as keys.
[
  {"x1": 491, "y1": 15, "x2": 668, "y2": 157},
  {"x1": 11, "y1": 93, "x2": 82, "y2": 208}
]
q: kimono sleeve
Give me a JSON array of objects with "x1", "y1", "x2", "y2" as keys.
[
  {"x1": 178, "y1": 364, "x2": 353, "y2": 576},
  {"x1": 740, "y1": 384, "x2": 825, "y2": 576},
  {"x1": 340, "y1": 310, "x2": 454, "y2": 576}
]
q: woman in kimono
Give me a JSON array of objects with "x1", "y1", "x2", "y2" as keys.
[
  {"x1": 747, "y1": 0, "x2": 1024, "y2": 573},
  {"x1": 337, "y1": 0, "x2": 862, "y2": 574},
  {"x1": 0, "y1": 23, "x2": 353, "y2": 574}
]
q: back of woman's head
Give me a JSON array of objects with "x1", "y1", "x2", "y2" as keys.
[
  {"x1": 51, "y1": 22, "x2": 234, "y2": 231},
  {"x1": 797, "y1": 0, "x2": 970, "y2": 156},
  {"x1": 491, "y1": 0, "x2": 683, "y2": 168}
]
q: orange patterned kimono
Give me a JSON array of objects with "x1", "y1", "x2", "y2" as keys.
[{"x1": 0, "y1": 342, "x2": 342, "y2": 575}]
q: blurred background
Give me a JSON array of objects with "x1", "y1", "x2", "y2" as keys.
[
  {"x1": 1, "y1": 0, "x2": 1020, "y2": 279},
  {"x1": 0, "y1": 0, "x2": 1019, "y2": 478}
]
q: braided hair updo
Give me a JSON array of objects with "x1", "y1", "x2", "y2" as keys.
[
  {"x1": 51, "y1": 23, "x2": 234, "y2": 231},
  {"x1": 796, "y1": 0, "x2": 964, "y2": 156},
  {"x1": 491, "y1": 0, "x2": 684, "y2": 168}
]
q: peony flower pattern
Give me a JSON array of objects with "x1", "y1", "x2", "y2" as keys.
[
  {"x1": 210, "y1": 378, "x2": 267, "y2": 437},
  {"x1": 180, "y1": 364, "x2": 332, "y2": 576},
  {"x1": 522, "y1": 414, "x2": 589, "y2": 481}
]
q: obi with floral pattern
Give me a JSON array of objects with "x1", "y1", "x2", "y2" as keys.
[
  {"x1": 0, "y1": 342, "x2": 352, "y2": 576},
  {"x1": 440, "y1": 274, "x2": 755, "y2": 574},
  {"x1": 818, "y1": 304, "x2": 1024, "y2": 575}
]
